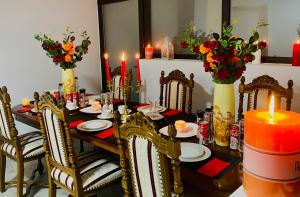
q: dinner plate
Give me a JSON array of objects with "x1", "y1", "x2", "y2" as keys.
[
  {"x1": 77, "y1": 120, "x2": 112, "y2": 132},
  {"x1": 97, "y1": 113, "x2": 114, "y2": 120},
  {"x1": 137, "y1": 105, "x2": 166, "y2": 114},
  {"x1": 79, "y1": 106, "x2": 102, "y2": 114},
  {"x1": 67, "y1": 106, "x2": 79, "y2": 111},
  {"x1": 159, "y1": 122, "x2": 198, "y2": 138},
  {"x1": 146, "y1": 112, "x2": 164, "y2": 120},
  {"x1": 179, "y1": 143, "x2": 211, "y2": 162}
]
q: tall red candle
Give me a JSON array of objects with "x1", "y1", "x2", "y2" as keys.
[
  {"x1": 135, "y1": 53, "x2": 141, "y2": 81},
  {"x1": 121, "y1": 53, "x2": 126, "y2": 86},
  {"x1": 292, "y1": 40, "x2": 300, "y2": 66},
  {"x1": 104, "y1": 53, "x2": 111, "y2": 81}
]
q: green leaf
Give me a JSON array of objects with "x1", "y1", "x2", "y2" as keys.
[
  {"x1": 221, "y1": 40, "x2": 228, "y2": 48},
  {"x1": 212, "y1": 33, "x2": 220, "y2": 40},
  {"x1": 253, "y1": 31, "x2": 259, "y2": 41}
]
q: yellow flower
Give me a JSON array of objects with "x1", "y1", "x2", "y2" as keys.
[
  {"x1": 65, "y1": 54, "x2": 72, "y2": 62},
  {"x1": 200, "y1": 44, "x2": 210, "y2": 54},
  {"x1": 63, "y1": 42, "x2": 73, "y2": 51},
  {"x1": 210, "y1": 63, "x2": 216, "y2": 69},
  {"x1": 206, "y1": 52, "x2": 214, "y2": 63}
]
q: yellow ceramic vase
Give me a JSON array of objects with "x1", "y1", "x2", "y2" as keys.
[
  {"x1": 62, "y1": 68, "x2": 76, "y2": 97},
  {"x1": 213, "y1": 83, "x2": 235, "y2": 146}
]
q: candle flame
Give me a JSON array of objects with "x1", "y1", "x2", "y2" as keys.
[
  {"x1": 155, "y1": 43, "x2": 160, "y2": 48},
  {"x1": 297, "y1": 40, "x2": 300, "y2": 44},
  {"x1": 269, "y1": 95, "x2": 275, "y2": 117},
  {"x1": 103, "y1": 53, "x2": 109, "y2": 59},
  {"x1": 135, "y1": 53, "x2": 140, "y2": 59},
  {"x1": 147, "y1": 44, "x2": 151, "y2": 48},
  {"x1": 121, "y1": 52, "x2": 126, "y2": 61}
]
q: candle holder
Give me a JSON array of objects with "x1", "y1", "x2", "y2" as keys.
[{"x1": 106, "y1": 80, "x2": 113, "y2": 92}]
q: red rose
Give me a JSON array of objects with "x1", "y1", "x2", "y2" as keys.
[
  {"x1": 70, "y1": 36, "x2": 75, "y2": 41},
  {"x1": 226, "y1": 47, "x2": 234, "y2": 57},
  {"x1": 193, "y1": 46, "x2": 200, "y2": 53},
  {"x1": 53, "y1": 56, "x2": 59, "y2": 63},
  {"x1": 213, "y1": 54, "x2": 225, "y2": 62},
  {"x1": 204, "y1": 40, "x2": 220, "y2": 50},
  {"x1": 235, "y1": 65, "x2": 246, "y2": 79},
  {"x1": 49, "y1": 44, "x2": 56, "y2": 52},
  {"x1": 203, "y1": 61, "x2": 211, "y2": 72},
  {"x1": 42, "y1": 42, "x2": 48, "y2": 50},
  {"x1": 215, "y1": 68, "x2": 230, "y2": 81},
  {"x1": 57, "y1": 44, "x2": 62, "y2": 51},
  {"x1": 258, "y1": 41, "x2": 267, "y2": 49},
  {"x1": 180, "y1": 41, "x2": 188, "y2": 48},
  {"x1": 243, "y1": 54, "x2": 253, "y2": 63},
  {"x1": 75, "y1": 46, "x2": 80, "y2": 52}
]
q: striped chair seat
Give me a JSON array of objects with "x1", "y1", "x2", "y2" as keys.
[
  {"x1": 0, "y1": 131, "x2": 44, "y2": 158},
  {"x1": 51, "y1": 154, "x2": 121, "y2": 192}
]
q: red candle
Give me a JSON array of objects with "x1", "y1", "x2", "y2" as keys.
[
  {"x1": 104, "y1": 53, "x2": 111, "y2": 81},
  {"x1": 121, "y1": 53, "x2": 126, "y2": 86},
  {"x1": 135, "y1": 53, "x2": 141, "y2": 81},
  {"x1": 145, "y1": 44, "x2": 153, "y2": 59},
  {"x1": 292, "y1": 40, "x2": 300, "y2": 66}
]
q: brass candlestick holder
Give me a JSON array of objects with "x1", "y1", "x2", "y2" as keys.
[{"x1": 107, "y1": 80, "x2": 113, "y2": 92}]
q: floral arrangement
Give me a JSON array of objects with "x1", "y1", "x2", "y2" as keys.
[
  {"x1": 35, "y1": 28, "x2": 91, "y2": 70},
  {"x1": 181, "y1": 22, "x2": 267, "y2": 84}
]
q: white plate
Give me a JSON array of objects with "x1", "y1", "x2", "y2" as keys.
[
  {"x1": 31, "y1": 108, "x2": 38, "y2": 113},
  {"x1": 137, "y1": 105, "x2": 166, "y2": 114},
  {"x1": 180, "y1": 142, "x2": 205, "y2": 159},
  {"x1": 97, "y1": 113, "x2": 114, "y2": 120},
  {"x1": 146, "y1": 112, "x2": 164, "y2": 120},
  {"x1": 82, "y1": 121, "x2": 107, "y2": 130},
  {"x1": 159, "y1": 122, "x2": 198, "y2": 138},
  {"x1": 67, "y1": 106, "x2": 79, "y2": 111},
  {"x1": 77, "y1": 120, "x2": 112, "y2": 132},
  {"x1": 179, "y1": 143, "x2": 211, "y2": 162},
  {"x1": 80, "y1": 106, "x2": 102, "y2": 114}
]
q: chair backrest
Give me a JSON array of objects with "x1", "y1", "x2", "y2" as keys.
[
  {"x1": 110, "y1": 66, "x2": 133, "y2": 99},
  {"x1": 0, "y1": 86, "x2": 18, "y2": 143},
  {"x1": 238, "y1": 75, "x2": 293, "y2": 120},
  {"x1": 35, "y1": 92, "x2": 77, "y2": 169},
  {"x1": 114, "y1": 112, "x2": 183, "y2": 197},
  {"x1": 160, "y1": 69, "x2": 194, "y2": 114}
]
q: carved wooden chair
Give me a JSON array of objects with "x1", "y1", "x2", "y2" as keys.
[
  {"x1": 160, "y1": 69, "x2": 194, "y2": 114},
  {"x1": 0, "y1": 86, "x2": 44, "y2": 197},
  {"x1": 35, "y1": 92, "x2": 121, "y2": 197},
  {"x1": 110, "y1": 66, "x2": 133, "y2": 99},
  {"x1": 114, "y1": 112, "x2": 184, "y2": 197},
  {"x1": 238, "y1": 75, "x2": 293, "y2": 120}
]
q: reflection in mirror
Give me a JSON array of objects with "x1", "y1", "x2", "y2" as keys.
[
  {"x1": 231, "y1": 0, "x2": 300, "y2": 57},
  {"x1": 103, "y1": 0, "x2": 139, "y2": 100},
  {"x1": 151, "y1": 0, "x2": 222, "y2": 54}
]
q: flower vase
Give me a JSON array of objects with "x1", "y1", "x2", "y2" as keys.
[
  {"x1": 213, "y1": 83, "x2": 235, "y2": 146},
  {"x1": 62, "y1": 68, "x2": 76, "y2": 97}
]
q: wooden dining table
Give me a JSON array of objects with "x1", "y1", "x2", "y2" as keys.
[{"x1": 12, "y1": 101, "x2": 242, "y2": 197}]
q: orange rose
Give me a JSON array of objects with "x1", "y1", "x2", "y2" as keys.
[
  {"x1": 200, "y1": 44, "x2": 210, "y2": 54},
  {"x1": 63, "y1": 42, "x2": 73, "y2": 51},
  {"x1": 206, "y1": 52, "x2": 214, "y2": 63},
  {"x1": 65, "y1": 55, "x2": 72, "y2": 62},
  {"x1": 68, "y1": 49, "x2": 75, "y2": 55},
  {"x1": 232, "y1": 56, "x2": 240, "y2": 63}
]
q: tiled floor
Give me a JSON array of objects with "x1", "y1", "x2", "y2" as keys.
[{"x1": 0, "y1": 157, "x2": 123, "y2": 197}]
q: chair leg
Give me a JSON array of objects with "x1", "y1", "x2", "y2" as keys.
[
  {"x1": 37, "y1": 158, "x2": 44, "y2": 175},
  {"x1": 17, "y1": 158, "x2": 24, "y2": 197},
  {"x1": 48, "y1": 180, "x2": 56, "y2": 197},
  {"x1": 0, "y1": 151, "x2": 6, "y2": 192}
]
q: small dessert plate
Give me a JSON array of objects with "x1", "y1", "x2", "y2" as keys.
[
  {"x1": 159, "y1": 122, "x2": 198, "y2": 138},
  {"x1": 97, "y1": 113, "x2": 114, "y2": 120},
  {"x1": 79, "y1": 106, "x2": 102, "y2": 114},
  {"x1": 179, "y1": 143, "x2": 211, "y2": 162}
]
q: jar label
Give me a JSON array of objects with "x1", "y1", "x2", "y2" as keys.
[{"x1": 244, "y1": 144, "x2": 300, "y2": 182}]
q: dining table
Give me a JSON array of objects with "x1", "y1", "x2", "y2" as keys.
[{"x1": 12, "y1": 100, "x2": 243, "y2": 197}]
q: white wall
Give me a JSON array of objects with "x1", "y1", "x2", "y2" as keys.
[{"x1": 0, "y1": 0, "x2": 101, "y2": 132}]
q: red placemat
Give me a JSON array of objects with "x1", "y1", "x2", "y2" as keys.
[
  {"x1": 162, "y1": 109, "x2": 182, "y2": 117},
  {"x1": 69, "y1": 120, "x2": 84, "y2": 129},
  {"x1": 197, "y1": 158, "x2": 231, "y2": 177},
  {"x1": 95, "y1": 128, "x2": 114, "y2": 139},
  {"x1": 16, "y1": 106, "x2": 33, "y2": 113},
  {"x1": 132, "y1": 103, "x2": 149, "y2": 109},
  {"x1": 113, "y1": 99, "x2": 123, "y2": 104}
]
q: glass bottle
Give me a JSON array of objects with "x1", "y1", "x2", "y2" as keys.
[
  {"x1": 79, "y1": 88, "x2": 86, "y2": 108},
  {"x1": 58, "y1": 83, "x2": 63, "y2": 99},
  {"x1": 238, "y1": 115, "x2": 244, "y2": 152}
]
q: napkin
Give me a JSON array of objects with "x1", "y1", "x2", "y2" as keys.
[
  {"x1": 95, "y1": 128, "x2": 114, "y2": 139},
  {"x1": 69, "y1": 120, "x2": 84, "y2": 129},
  {"x1": 133, "y1": 103, "x2": 149, "y2": 109},
  {"x1": 162, "y1": 109, "x2": 182, "y2": 117},
  {"x1": 113, "y1": 99, "x2": 123, "y2": 104},
  {"x1": 16, "y1": 106, "x2": 33, "y2": 113},
  {"x1": 197, "y1": 158, "x2": 231, "y2": 177}
]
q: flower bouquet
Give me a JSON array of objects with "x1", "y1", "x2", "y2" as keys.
[
  {"x1": 34, "y1": 28, "x2": 91, "y2": 96},
  {"x1": 181, "y1": 22, "x2": 267, "y2": 146}
]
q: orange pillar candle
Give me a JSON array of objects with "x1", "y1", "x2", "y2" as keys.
[
  {"x1": 104, "y1": 53, "x2": 111, "y2": 81},
  {"x1": 145, "y1": 44, "x2": 153, "y2": 59},
  {"x1": 243, "y1": 96, "x2": 300, "y2": 197}
]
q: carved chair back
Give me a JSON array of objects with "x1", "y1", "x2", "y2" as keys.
[
  {"x1": 35, "y1": 92, "x2": 82, "y2": 192},
  {"x1": 110, "y1": 66, "x2": 133, "y2": 99},
  {"x1": 160, "y1": 70, "x2": 194, "y2": 114},
  {"x1": 114, "y1": 112, "x2": 183, "y2": 197},
  {"x1": 0, "y1": 86, "x2": 20, "y2": 151},
  {"x1": 238, "y1": 75, "x2": 293, "y2": 120}
]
